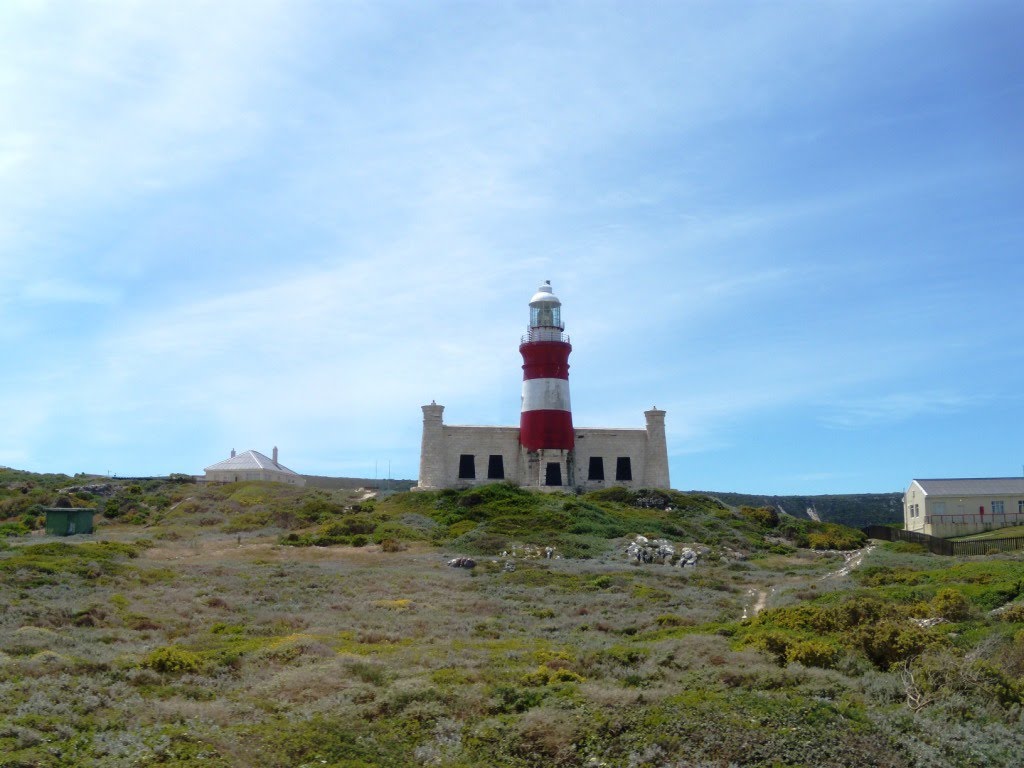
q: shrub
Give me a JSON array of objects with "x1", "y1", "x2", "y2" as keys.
[
  {"x1": 584, "y1": 486, "x2": 633, "y2": 504},
  {"x1": 521, "y1": 665, "x2": 585, "y2": 686},
  {"x1": 786, "y1": 639, "x2": 841, "y2": 669},
  {"x1": 930, "y1": 588, "x2": 974, "y2": 621},
  {"x1": 143, "y1": 646, "x2": 203, "y2": 674},
  {"x1": 855, "y1": 620, "x2": 937, "y2": 670},
  {"x1": 339, "y1": 516, "x2": 376, "y2": 535},
  {"x1": 776, "y1": 517, "x2": 866, "y2": 550},
  {"x1": 0, "y1": 521, "x2": 29, "y2": 537},
  {"x1": 740, "y1": 505, "x2": 779, "y2": 528},
  {"x1": 998, "y1": 603, "x2": 1024, "y2": 623},
  {"x1": 491, "y1": 685, "x2": 546, "y2": 713},
  {"x1": 591, "y1": 575, "x2": 614, "y2": 589}
]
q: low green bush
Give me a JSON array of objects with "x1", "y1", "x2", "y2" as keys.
[
  {"x1": 143, "y1": 645, "x2": 203, "y2": 674},
  {"x1": 785, "y1": 639, "x2": 841, "y2": 668},
  {"x1": 930, "y1": 588, "x2": 975, "y2": 621},
  {"x1": 740, "y1": 505, "x2": 779, "y2": 528},
  {"x1": 0, "y1": 521, "x2": 29, "y2": 537}
]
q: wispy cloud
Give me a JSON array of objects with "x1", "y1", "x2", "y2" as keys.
[{"x1": 820, "y1": 391, "x2": 982, "y2": 429}]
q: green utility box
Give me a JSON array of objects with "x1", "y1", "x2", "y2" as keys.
[{"x1": 45, "y1": 508, "x2": 95, "y2": 536}]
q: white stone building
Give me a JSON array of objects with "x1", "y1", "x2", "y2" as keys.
[
  {"x1": 417, "y1": 282, "x2": 671, "y2": 492},
  {"x1": 904, "y1": 477, "x2": 1024, "y2": 538},
  {"x1": 204, "y1": 447, "x2": 306, "y2": 486}
]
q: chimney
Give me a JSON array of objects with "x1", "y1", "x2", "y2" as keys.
[
  {"x1": 230, "y1": 449, "x2": 236, "y2": 458},
  {"x1": 273, "y1": 446, "x2": 279, "y2": 464}
]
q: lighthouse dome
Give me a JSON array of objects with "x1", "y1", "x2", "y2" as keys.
[
  {"x1": 529, "y1": 281, "x2": 561, "y2": 307},
  {"x1": 527, "y1": 281, "x2": 564, "y2": 333}
]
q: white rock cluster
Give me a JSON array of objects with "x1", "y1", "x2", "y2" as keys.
[
  {"x1": 626, "y1": 535, "x2": 703, "y2": 568},
  {"x1": 500, "y1": 545, "x2": 558, "y2": 560}
]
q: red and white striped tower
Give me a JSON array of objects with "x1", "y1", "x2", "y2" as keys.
[{"x1": 519, "y1": 281, "x2": 574, "y2": 454}]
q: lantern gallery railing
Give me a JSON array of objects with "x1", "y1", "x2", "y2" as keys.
[{"x1": 521, "y1": 330, "x2": 570, "y2": 344}]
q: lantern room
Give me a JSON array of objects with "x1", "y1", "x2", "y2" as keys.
[{"x1": 527, "y1": 280, "x2": 565, "y2": 342}]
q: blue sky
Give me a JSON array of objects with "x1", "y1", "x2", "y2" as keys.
[{"x1": 1, "y1": 1, "x2": 1021, "y2": 494}]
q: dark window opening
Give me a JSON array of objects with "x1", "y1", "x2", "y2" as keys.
[
  {"x1": 458, "y1": 454, "x2": 475, "y2": 479},
  {"x1": 616, "y1": 457, "x2": 632, "y2": 482},
  {"x1": 487, "y1": 455, "x2": 505, "y2": 479},
  {"x1": 545, "y1": 462, "x2": 562, "y2": 486},
  {"x1": 588, "y1": 456, "x2": 605, "y2": 481}
]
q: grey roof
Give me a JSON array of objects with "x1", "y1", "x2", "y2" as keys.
[
  {"x1": 205, "y1": 450, "x2": 300, "y2": 476},
  {"x1": 914, "y1": 478, "x2": 1024, "y2": 496}
]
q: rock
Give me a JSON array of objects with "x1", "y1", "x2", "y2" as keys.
[
  {"x1": 626, "y1": 536, "x2": 679, "y2": 565},
  {"x1": 447, "y1": 557, "x2": 476, "y2": 569},
  {"x1": 676, "y1": 547, "x2": 700, "y2": 568},
  {"x1": 721, "y1": 547, "x2": 748, "y2": 562}
]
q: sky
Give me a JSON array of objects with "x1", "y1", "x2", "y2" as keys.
[{"x1": 1, "y1": 1, "x2": 1022, "y2": 494}]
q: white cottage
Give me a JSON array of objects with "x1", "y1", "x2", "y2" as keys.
[
  {"x1": 904, "y1": 478, "x2": 1024, "y2": 537},
  {"x1": 204, "y1": 447, "x2": 306, "y2": 486}
]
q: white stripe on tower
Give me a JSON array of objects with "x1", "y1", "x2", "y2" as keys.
[{"x1": 521, "y1": 378, "x2": 571, "y2": 412}]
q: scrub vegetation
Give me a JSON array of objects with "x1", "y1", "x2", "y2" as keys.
[{"x1": 2, "y1": 474, "x2": 1024, "y2": 766}]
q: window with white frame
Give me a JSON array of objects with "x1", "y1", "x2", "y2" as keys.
[
  {"x1": 1019, "y1": 500, "x2": 1024, "y2": 514},
  {"x1": 992, "y1": 500, "x2": 1005, "y2": 514}
]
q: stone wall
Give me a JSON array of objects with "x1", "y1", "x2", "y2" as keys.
[
  {"x1": 572, "y1": 428, "x2": 649, "y2": 491},
  {"x1": 204, "y1": 469, "x2": 306, "y2": 486},
  {"x1": 416, "y1": 403, "x2": 671, "y2": 491}
]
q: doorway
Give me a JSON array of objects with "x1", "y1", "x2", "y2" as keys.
[{"x1": 545, "y1": 462, "x2": 562, "y2": 486}]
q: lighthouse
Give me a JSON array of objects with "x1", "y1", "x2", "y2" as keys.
[
  {"x1": 415, "y1": 280, "x2": 670, "y2": 491},
  {"x1": 519, "y1": 281, "x2": 575, "y2": 486}
]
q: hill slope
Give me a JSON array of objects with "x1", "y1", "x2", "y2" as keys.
[
  {"x1": 705, "y1": 490, "x2": 903, "y2": 528},
  {"x1": 3, "y1": 478, "x2": 1024, "y2": 766}
]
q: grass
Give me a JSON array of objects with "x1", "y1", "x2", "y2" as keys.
[
  {"x1": 952, "y1": 524, "x2": 1024, "y2": 541},
  {"x1": 3, "y1": 477, "x2": 1024, "y2": 765}
]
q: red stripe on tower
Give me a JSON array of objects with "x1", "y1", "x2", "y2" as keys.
[{"x1": 519, "y1": 281, "x2": 574, "y2": 451}]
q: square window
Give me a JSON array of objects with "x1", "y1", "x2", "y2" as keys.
[
  {"x1": 588, "y1": 457, "x2": 605, "y2": 481},
  {"x1": 992, "y1": 500, "x2": 1005, "y2": 515},
  {"x1": 458, "y1": 454, "x2": 475, "y2": 479},
  {"x1": 615, "y1": 457, "x2": 632, "y2": 482},
  {"x1": 487, "y1": 455, "x2": 504, "y2": 480}
]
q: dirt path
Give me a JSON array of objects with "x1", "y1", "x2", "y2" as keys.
[
  {"x1": 741, "y1": 543, "x2": 875, "y2": 620},
  {"x1": 742, "y1": 587, "x2": 773, "y2": 620},
  {"x1": 821, "y1": 543, "x2": 875, "y2": 581}
]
